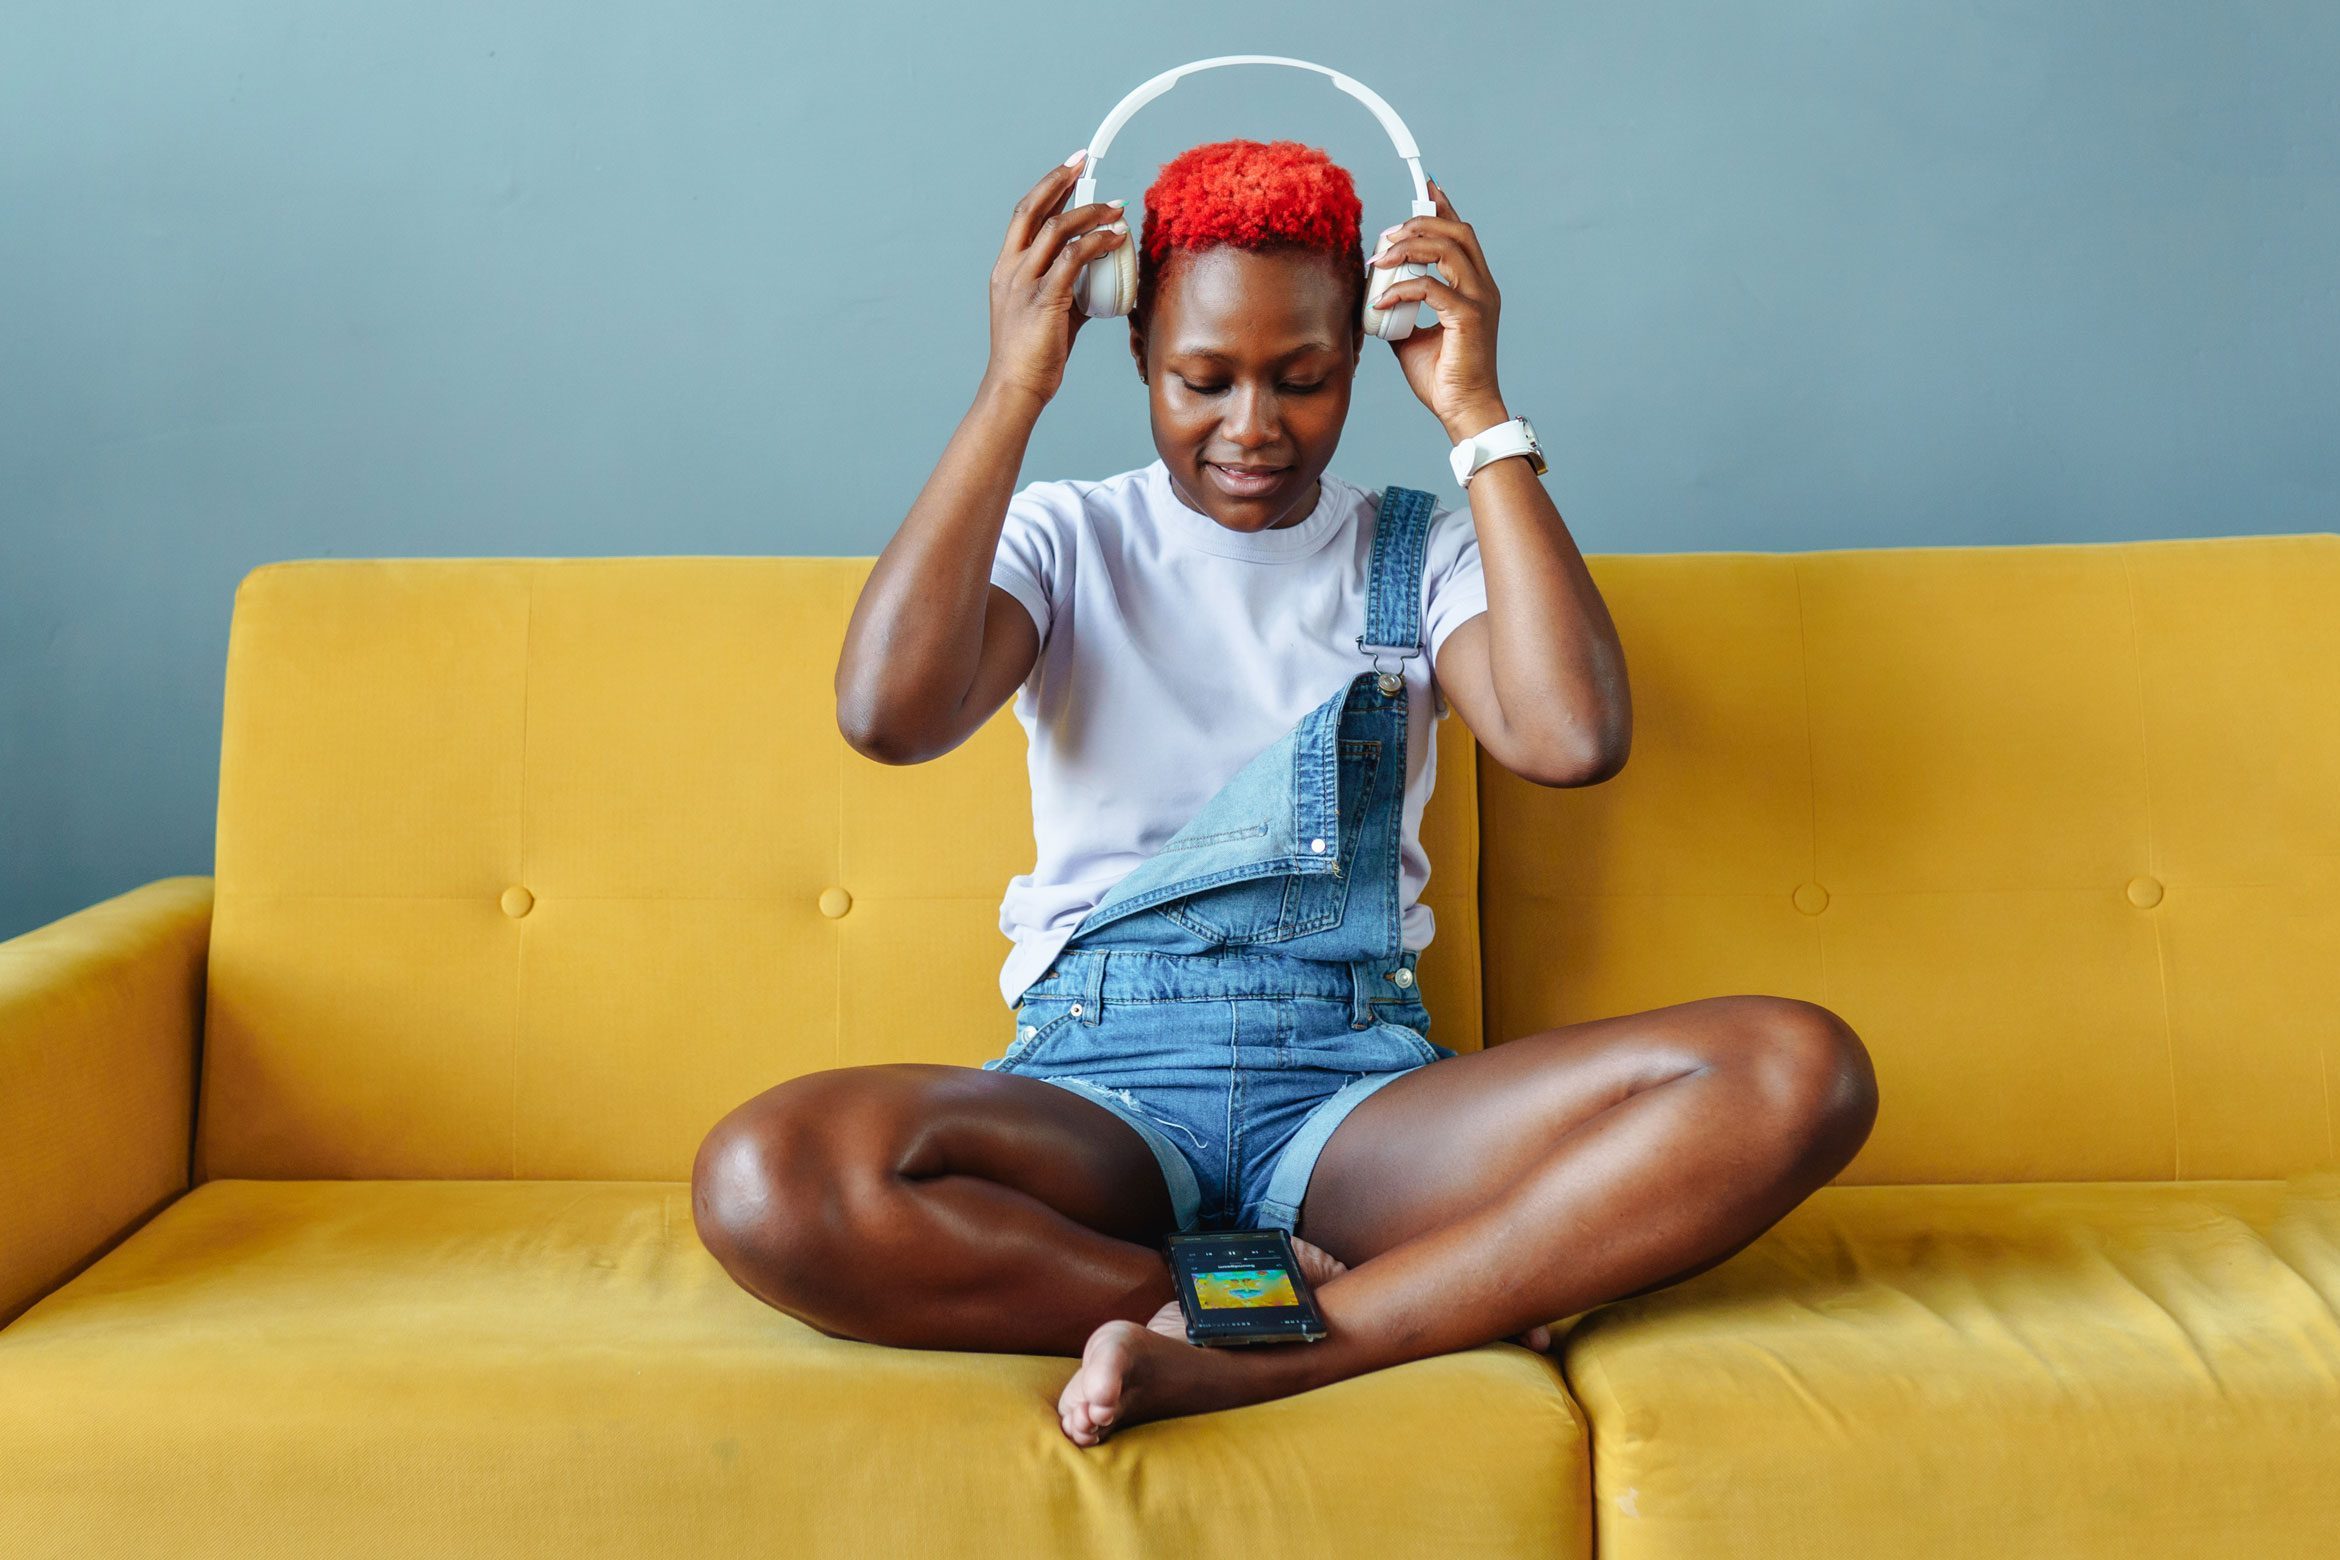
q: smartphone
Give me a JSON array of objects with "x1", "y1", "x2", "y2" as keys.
[{"x1": 1163, "y1": 1229, "x2": 1329, "y2": 1346}]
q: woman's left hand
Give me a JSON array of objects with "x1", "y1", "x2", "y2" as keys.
[{"x1": 1369, "y1": 178, "x2": 1511, "y2": 440}]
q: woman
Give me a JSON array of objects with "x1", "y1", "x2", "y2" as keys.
[{"x1": 694, "y1": 139, "x2": 1879, "y2": 1446}]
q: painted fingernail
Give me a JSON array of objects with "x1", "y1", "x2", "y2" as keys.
[
  {"x1": 1063, "y1": 147, "x2": 1088, "y2": 166},
  {"x1": 1107, "y1": 198, "x2": 1126, "y2": 209}
]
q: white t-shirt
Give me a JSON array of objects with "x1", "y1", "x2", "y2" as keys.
[{"x1": 987, "y1": 456, "x2": 1490, "y2": 1009}]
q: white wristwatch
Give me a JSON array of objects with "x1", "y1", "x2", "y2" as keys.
[{"x1": 1448, "y1": 415, "x2": 1549, "y2": 488}]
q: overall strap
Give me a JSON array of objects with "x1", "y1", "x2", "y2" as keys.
[{"x1": 1357, "y1": 484, "x2": 1440, "y2": 690}]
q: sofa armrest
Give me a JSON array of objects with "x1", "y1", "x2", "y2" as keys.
[{"x1": 0, "y1": 876, "x2": 211, "y2": 1329}]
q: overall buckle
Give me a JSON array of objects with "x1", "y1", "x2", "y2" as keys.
[{"x1": 1355, "y1": 636, "x2": 1422, "y2": 696}]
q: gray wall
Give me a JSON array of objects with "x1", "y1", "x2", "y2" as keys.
[{"x1": 4, "y1": 1, "x2": 2335, "y2": 940}]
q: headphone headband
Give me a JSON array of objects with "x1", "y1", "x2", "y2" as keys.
[{"x1": 1070, "y1": 55, "x2": 1437, "y2": 223}]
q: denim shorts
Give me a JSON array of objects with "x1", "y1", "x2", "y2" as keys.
[{"x1": 979, "y1": 945, "x2": 1459, "y2": 1233}]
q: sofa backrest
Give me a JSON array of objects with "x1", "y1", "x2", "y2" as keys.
[
  {"x1": 198, "y1": 537, "x2": 2339, "y2": 1187},
  {"x1": 1476, "y1": 534, "x2": 2340, "y2": 1183},
  {"x1": 194, "y1": 557, "x2": 1483, "y2": 1181}
]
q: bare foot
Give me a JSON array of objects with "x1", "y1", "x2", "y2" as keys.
[
  {"x1": 1059, "y1": 1235, "x2": 1347, "y2": 1446},
  {"x1": 1056, "y1": 1235, "x2": 1554, "y2": 1445}
]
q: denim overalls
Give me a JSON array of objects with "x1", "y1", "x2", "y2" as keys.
[{"x1": 979, "y1": 483, "x2": 1461, "y2": 1234}]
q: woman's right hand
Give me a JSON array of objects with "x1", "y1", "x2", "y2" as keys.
[{"x1": 984, "y1": 151, "x2": 1131, "y2": 407}]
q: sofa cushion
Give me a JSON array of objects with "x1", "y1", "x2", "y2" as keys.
[
  {"x1": 0, "y1": 1179, "x2": 1587, "y2": 1559},
  {"x1": 1557, "y1": 1175, "x2": 2340, "y2": 1559}
]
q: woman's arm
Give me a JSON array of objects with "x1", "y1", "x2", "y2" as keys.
[
  {"x1": 836, "y1": 152, "x2": 1129, "y2": 764},
  {"x1": 1365, "y1": 176, "x2": 1631, "y2": 786},
  {"x1": 837, "y1": 378, "x2": 1048, "y2": 764},
  {"x1": 1425, "y1": 447, "x2": 1631, "y2": 787}
]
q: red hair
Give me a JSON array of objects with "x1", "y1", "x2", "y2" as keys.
[{"x1": 1134, "y1": 138, "x2": 1366, "y2": 341}]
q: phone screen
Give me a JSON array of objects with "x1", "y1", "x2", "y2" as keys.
[
  {"x1": 1166, "y1": 1231, "x2": 1326, "y2": 1344},
  {"x1": 1193, "y1": 1265, "x2": 1298, "y2": 1309}
]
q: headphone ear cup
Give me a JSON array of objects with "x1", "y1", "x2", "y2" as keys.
[
  {"x1": 1077, "y1": 225, "x2": 1139, "y2": 319},
  {"x1": 1362, "y1": 253, "x2": 1425, "y2": 342}
]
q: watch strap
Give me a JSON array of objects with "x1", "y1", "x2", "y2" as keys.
[{"x1": 1449, "y1": 417, "x2": 1546, "y2": 486}]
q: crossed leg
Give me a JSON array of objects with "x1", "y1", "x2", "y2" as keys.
[
  {"x1": 694, "y1": 1057, "x2": 1548, "y2": 1359},
  {"x1": 692, "y1": 1061, "x2": 1189, "y2": 1357},
  {"x1": 692, "y1": 993, "x2": 1878, "y2": 1446},
  {"x1": 1053, "y1": 993, "x2": 1880, "y2": 1443}
]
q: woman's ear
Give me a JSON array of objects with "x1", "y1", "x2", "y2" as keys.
[{"x1": 1129, "y1": 324, "x2": 1148, "y2": 385}]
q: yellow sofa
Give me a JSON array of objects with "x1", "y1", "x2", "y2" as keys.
[{"x1": 4, "y1": 535, "x2": 2336, "y2": 1558}]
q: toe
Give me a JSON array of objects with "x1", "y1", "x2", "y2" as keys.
[
  {"x1": 1059, "y1": 1394, "x2": 1098, "y2": 1445},
  {"x1": 1059, "y1": 1373, "x2": 1096, "y2": 1429},
  {"x1": 1090, "y1": 1378, "x2": 1123, "y2": 1429},
  {"x1": 1060, "y1": 1323, "x2": 1134, "y2": 1444}
]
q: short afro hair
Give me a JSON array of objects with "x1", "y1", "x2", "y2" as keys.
[{"x1": 1132, "y1": 138, "x2": 1368, "y2": 348}]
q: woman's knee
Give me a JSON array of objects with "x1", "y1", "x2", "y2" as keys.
[
  {"x1": 1724, "y1": 996, "x2": 1880, "y2": 1173},
  {"x1": 691, "y1": 1071, "x2": 906, "y2": 1306}
]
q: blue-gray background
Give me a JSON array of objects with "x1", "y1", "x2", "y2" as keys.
[{"x1": 3, "y1": 1, "x2": 2334, "y2": 940}]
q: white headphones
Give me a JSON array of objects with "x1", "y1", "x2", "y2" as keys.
[{"x1": 1070, "y1": 54, "x2": 1443, "y2": 342}]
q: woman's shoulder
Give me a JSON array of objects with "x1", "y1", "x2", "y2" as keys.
[
  {"x1": 1339, "y1": 470, "x2": 1454, "y2": 510},
  {"x1": 1004, "y1": 460, "x2": 1164, "y2": 549},
  {"x1": 1013, "y1": 459, "x2": 1158, "y2": 511},
  {"x1": 1339, "y1": 470, "x2": 1477, "y2": 584}
]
